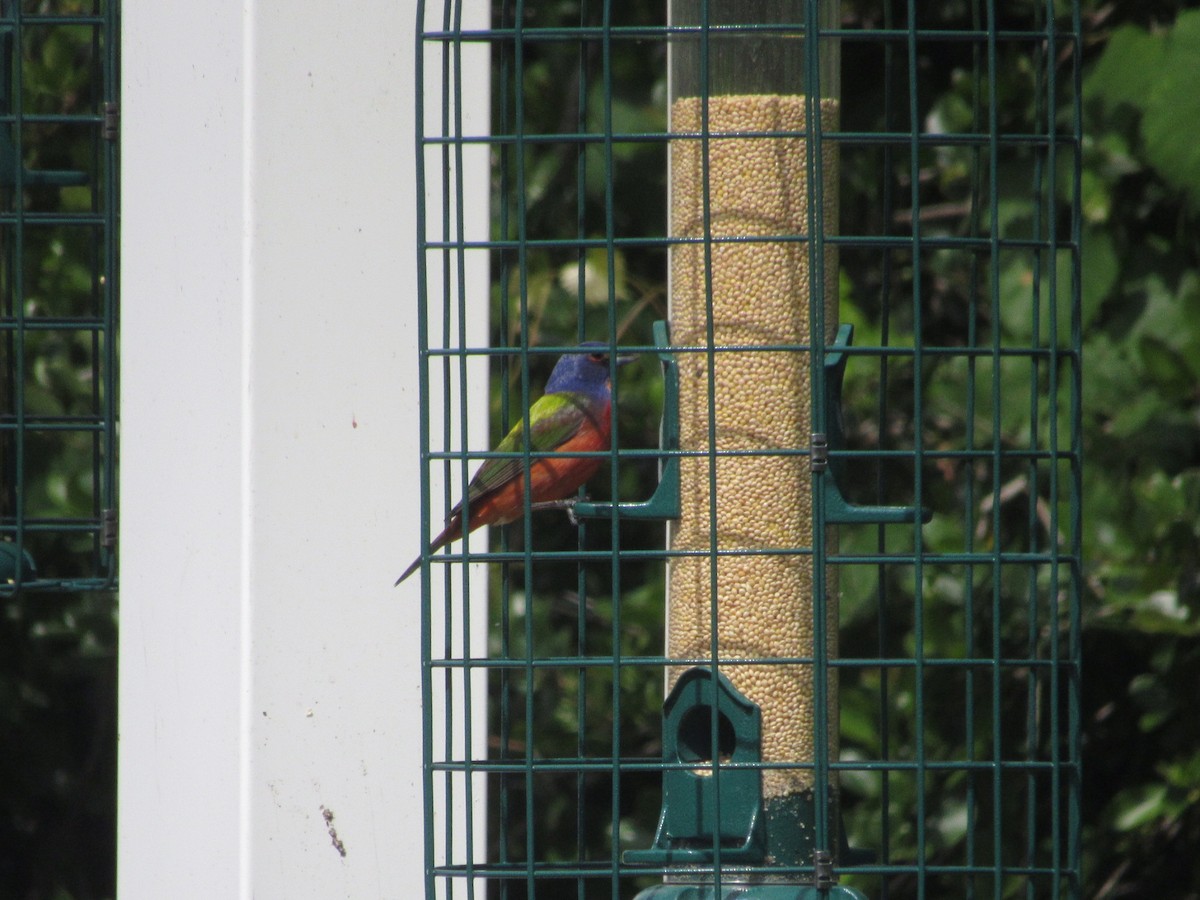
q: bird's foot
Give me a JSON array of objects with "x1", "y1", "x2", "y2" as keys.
[{"x1": 530, "y1": 496, "x2": 589, "y2": 526}]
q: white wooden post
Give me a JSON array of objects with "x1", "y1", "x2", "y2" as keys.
[{"x1": 118, "y1": 2, "x2": 489, "y2": 896}]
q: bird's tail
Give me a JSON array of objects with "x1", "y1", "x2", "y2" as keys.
[
  {"x1": 394, "y1": 556, "x2": 423, "y2": 586},
  {"x1": 395, "y1": 516, "x2": 464, "y2": 586}
]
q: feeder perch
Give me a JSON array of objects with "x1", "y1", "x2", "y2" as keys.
[
  {"x1": 574, "y1": 320, "x2": 682, "y2": 522},
  {"x1": 822, "y1": 324, "x2": 932, "y2": 526},
  {"x1": 0, "y1": 542, "x2": 36, "y2": 584}
]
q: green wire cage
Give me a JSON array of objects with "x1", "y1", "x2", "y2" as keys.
[
  {"x1": 415, "y1": 1, "x2": 1081, "y2": 897},
  {"x1": 0, "y1": 1, "x2": 118, "y2": 597}
]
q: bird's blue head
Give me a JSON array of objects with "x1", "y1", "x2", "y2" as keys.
[{"x1": 544, "y1": 342, "x2": 635, "y2": 400}]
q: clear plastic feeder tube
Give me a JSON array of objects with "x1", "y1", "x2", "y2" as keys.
[{"x1": 666, "y1": 0, "x2": 842, "y2": 852}]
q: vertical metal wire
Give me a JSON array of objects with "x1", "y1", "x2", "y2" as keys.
[
  {"x1": 805, "y1": 0, "x2": 832, "y2": 862},
  {"x1": 0, "y1": 5, "x2": 8, "y2": 582},
  {"x1": 876, "y1": 7, "x2": 897, "y2": 894},
  {"x1": 493, "y1": 3, "x2": 515, "y2": 896},
  {"x1": 984, "y1": 2, "x2": 1006, "y2": 895},
  {"x1": 508, "y1": 3, "x2": 539, "y2": 892},
  {"x1": 1066, "y1": 2, "x2": 1084, "y2": 891},
  {"x1": 1042, "y1": 1, "x2": 1072, "y2": 892},
  {"x1": 1025, "y1": 6, "x2": 1048, "y2": 892},
  {"x1": 694, "y1": 2, "x2": 727, "y2": 888},
  {"x1": 10, "y1": 0, "x2": 27, "y2": 590},
  {"x1": 964, "y1": 6, "x2": 984, "y2": 896},
  {"x1": 89, "y1": 6, "x2": 103, "y2": 578},
  {"x1": 598, "y1": 6, "x2": 624, "y2": 898},
  {"x1": 105, "y1": 0, "x2": 120, "y2": 589},
  {"x1": 413, "y1": 4, "x2": 436, "y2": 896},
  {"x1": 449, "y1": 2, "x2": 479, "y2": 893},
  {"x1": 903, "y1": 3, "x2": 928, "y2": 894},
  {"x1": 438, "y1": 0, "x2": 458, "y2": 887},
  {"x1": 573, "y1": 9, "x2": 590, "y2": 898}
]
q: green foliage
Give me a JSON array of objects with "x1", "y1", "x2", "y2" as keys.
[
  {"x1": 1072, "y1": 8, "x2": 1200, "y2": 892},
  {"x1": 1087, "y1": 9, "x2": 1200, "y2": 207}
]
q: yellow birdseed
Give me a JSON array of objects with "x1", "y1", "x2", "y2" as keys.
[{"x1": 668, "y1": 94, "x2": 840, "y2": 800}]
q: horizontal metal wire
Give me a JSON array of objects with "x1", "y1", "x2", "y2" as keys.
[
  {"x1": 0, "y1": 425, "x2": 109, "y2": 436},
  {"x1": 423, "y1": 342, "x2": 1077, "y2": 359},
  {"x1": 423, "y1": 25, "x2": 1075, "y2": 43},
  {"x1": 0, "y1": 317, "x2": 107, "y2": 331},
  {"x1": 421, "y1": 234, "x2": 1077, "y2": 252},
  {"x1": 0, "y1": 212, "x2": 106, "y2": 225},
  {"x1": 0, "y1": 518, "x2": 109, "y2": 532},
  {"x1": 423, "y1": 446, "x2": 1076, "y2": 463},
  {"x1": 419, "y1": 547, "x2": 1078, "y2": 565},
  {"x1": 0, "y1": 113, "x2": 104, "y2": 125},
  {"x1": 430, "y1": 860, "x2": 1076, "y2": 880},
  {"x1": 422, "y1": 129, "x2": 1073, "y2": 147},
  {"x1": 0, "y1": 577, "x2": 114, "y2": 595},
  {"x1": 0, "y1": 14, "x2": 107, "y2": 25},
  {"x1": 427, "y1": 654, "x2": 1076, "y2": 671},
  {"x1": 430, "y1": 757, "x2": 1076, "y2": 776}
]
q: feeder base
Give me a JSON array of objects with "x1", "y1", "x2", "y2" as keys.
[{"x1": 633, "y1": 884, "x2": 868, "y2": 900}]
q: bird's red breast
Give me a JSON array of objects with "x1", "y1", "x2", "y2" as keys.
[{"x1": 463, "y1": 399, "x2": 611, "y2": 531}]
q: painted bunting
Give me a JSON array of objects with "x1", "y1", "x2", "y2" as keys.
[{"x1": 396, "y1": 343, "x2": 634, "y2": 585}]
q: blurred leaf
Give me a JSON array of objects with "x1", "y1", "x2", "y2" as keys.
[
  {"x1": 1085, "y1": 24, "x2": 1166, "y2": 113},
  {"x1": 998, "y1": 248, "x2": 1074, "y2": 344},
  {"x1": 1088, "y1": 10, "x2": 1200, "y2": 206},
  {"x1": 1114, "y1": 783, "x2": 1169, "y2": 832},
  {"x1": 1138, "y1": 334, "x2": 1194, "y2": 394},
  {"x1": 557, "y1": 247, "x2": 629, "y2": 305},
  {"x1": 1082, "y1": 226, "x2": 1118, "y2": 328},
  {"x1": 1140, "y1": 11, "x2": 1200, "y2": 205},
  {"x1": 1079, "y1": 166, "x2": 1111, "y2": 224}
]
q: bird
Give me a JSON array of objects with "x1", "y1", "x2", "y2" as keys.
[{"x1": 396, "y1": 343, "x2": 635, "y2": 585}]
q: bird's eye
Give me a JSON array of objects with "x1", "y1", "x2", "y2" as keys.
[{"x1": 588, "y1": 352, "x2": 605, "y2": 363}]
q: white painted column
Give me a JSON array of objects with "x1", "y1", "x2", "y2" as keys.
[{"x1": 119, "y1": 2, "x2": 488, "y2": 896}]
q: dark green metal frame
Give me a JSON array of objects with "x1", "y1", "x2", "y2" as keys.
[
  {"x1": 0, "y1": 2, "x2": 118, "y2": 596},
  {"x1": 416, "y1": 2, "x2": 1082, "y2": 898}
]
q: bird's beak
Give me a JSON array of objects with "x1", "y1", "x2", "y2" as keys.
[{"x1": 614, "y1": 353, "x2": 637, "y2": 367}]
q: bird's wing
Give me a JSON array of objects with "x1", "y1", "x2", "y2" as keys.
[{"x1": 454, "y1": 391, "x2": 596, "y2": 512}]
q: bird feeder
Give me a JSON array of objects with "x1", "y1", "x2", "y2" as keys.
[
  {"x1": 415, "y1": 4, "x2": 1086, "y2": 896},
  {"x1": 628, "y1": 0, "x2": 864, "y2": 894}
]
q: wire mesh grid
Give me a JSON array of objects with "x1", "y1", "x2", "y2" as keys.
[
  {"x1": 0, "y1": 0, "x2": 118, "y2": 597},
  {"x1": 415, "y1": 2, "x2": 1081, "y2": 898}
]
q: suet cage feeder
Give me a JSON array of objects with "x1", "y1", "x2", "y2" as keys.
[
  {"x1": 415, "y1": 1, "x2": 1083, "y2": 897},
  {"x1": 0, "y1": 3, "x2": 119, "y2": 597}
]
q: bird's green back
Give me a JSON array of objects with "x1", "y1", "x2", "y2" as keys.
[{"x1": 457, "y1": 391, "x2": 598, "y2": 510}]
